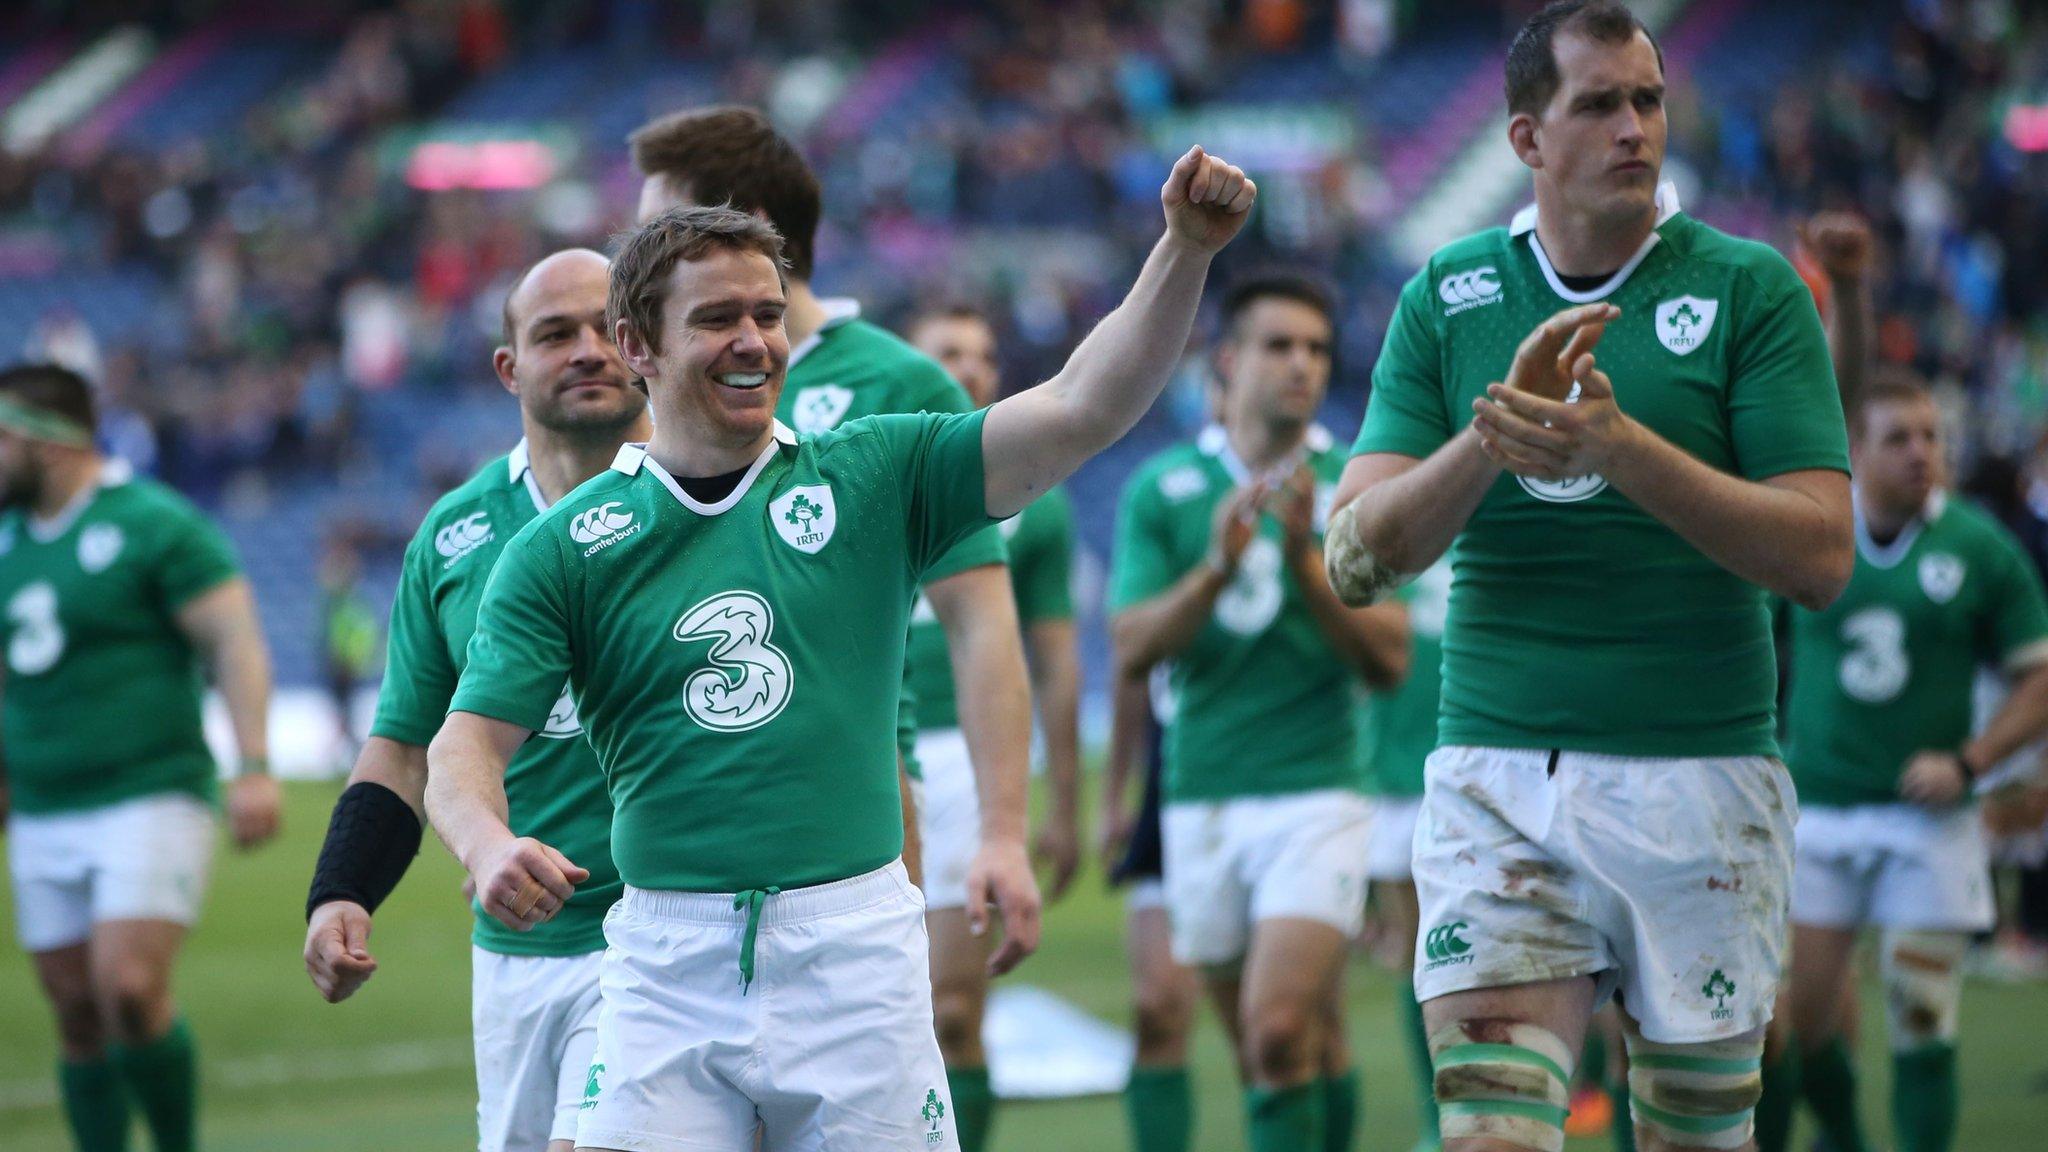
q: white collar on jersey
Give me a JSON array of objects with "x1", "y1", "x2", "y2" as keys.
[
  {"x1": 1511, "y1": 181, "x2": 1682, "y2": 304},
  {"x1": 786, "y1": 298, "x2": 863, "y2": 370},
  {"x1": 27, "y1": 458, "x2": 132, "y2": 544},
  {"x1": 610, "y1": 422, "x2": 797, "y2": 516},
  {"x1": 506, "y1": 438, "x2": 552, "y2": 512},
  {"x1": 1198, "y1": 422, "x2": 1333, "y2": 487},
  {"x1": 1851, "y1": 485, "x2": 1948, "y2": 569}
]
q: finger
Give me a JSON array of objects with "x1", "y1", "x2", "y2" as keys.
[
  {"x1": 965, "y1": 872, "x2": 990, "y2": 938},
  {"x1": 1478, "y1": 427, "x2": 1571, "y2": 479},
  {"x1": 542, "y1": 844, "x2": 591, "y2": 886},
  {"x1": 1574, "y1": 361, "x2": 1614, "y2": 400},
  {"x1": 1528, "y1": 303, "x2": 1620, "y2": 361},
  {"x1": 342, "y1": 915, "x2": 373, "y2": 961},
  {"x1": 1225, "y1": 176, "x2": 1257, "y2": 214},
  {"x1": 1201, "y1": 157, "x2": 1227, "y2": 204},
  {"x1": 1555, "y1": 319, "x2": 1609, "y2": 376},
  {"x1": 1164, "y1": 146, "x2": 1204, "y2": 205},
  {"x1": 523, "y1": 847, "x2": 580, "y2": 901},
  {"x1": 1217, "y1": 168, "x2": 1245, "y2": 207},
  {"x1": 1473, "y1": 406, "x2": 1572, "y2": 460},
  {"x1": 1484, "y1": 382, "x2": 1571, "y2": 425}
]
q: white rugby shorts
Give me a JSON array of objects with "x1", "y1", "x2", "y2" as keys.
[
  {"x1": 471, "y1": 946, "x2": 603, "y2": 1151},
  {"x1": 912, "y1": 727, "x2": 981, "y2": 911},
  {"x1": 1161, "y1": 788, "x2": 1372, "y2": 967},
  {"x1": 7, "y1": 793, "x2": 215, "y2": 952},
  {"x1": 577, "y1": 861, "x2": 954, "y2": 1152},
  {"x1": 1412, "y1": 746, "x2": 1797, "y2": 1043},
  {"x1": 1792, "y1": 802, "x2": 1994, "y2": 933},
  {"x1": 1365, "y1": 794, "x2": 1423, "y2": 882}
]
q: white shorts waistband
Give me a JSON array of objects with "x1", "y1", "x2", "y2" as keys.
[{"x1": 620, "y1": 859, "x2": 912, "y2": 928}]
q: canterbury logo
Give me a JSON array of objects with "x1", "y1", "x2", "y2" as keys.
[
  {"x1": 434, "y1": 512, "x2": 492, "y2": 566},
  {"x1": 1423, "y1": 921, "x2": 1473, "y2": 964},
  {"x1": 570, "y1": 502, "x2": 633, "y2": 544},
  {"x1": 1438, "y1": 267, "x2": 1503, "y2": 315}
]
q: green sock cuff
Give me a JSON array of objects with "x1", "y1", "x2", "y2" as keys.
[
  {"x1": 1126, "y1": 1066, "x2": 1194, "y2": 1152},
  {"x1": 111, "y1": 1017, "x2": 195, "y2": 1067},
  {"x1": 1322, "y1": 1069, "x2": 1361, "y2": 1152},
  {"x1": 58, "y1": 1056, "x2": 131, "y2": 1152},
  {"x1": 947, "y1": 1065, "x2": 996, "y2": 1152},
  {"x1": 948, "y1": 1065, "x2": 993, "y2": 1099},
  {"x1": 1129, "y1": 1064, "x2": 1192, "y2": 1088},
  {"x1": 1893, "y1": 1043, "x2": 1957, "y2": 1072},
  {"x1": 111, "y1": 1018, "x2": 196, "y2": 1152},
  {"x1": 1247, "y1": 1082, "x2": 1326, "y2": 1152}
]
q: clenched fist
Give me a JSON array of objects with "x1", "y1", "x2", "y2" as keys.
[{"x1": 1161, "y1": 146, "x2": 1257, "y2": 254}]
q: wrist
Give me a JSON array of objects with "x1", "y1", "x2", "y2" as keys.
[
  {"x1": 1957, "y1": 746, "x2": 1987, "y2": 784},
  {"x1": 1201, "y1": 551, "x2": 1237, "y2": 582},
  {"x1": 237, "y1": 754, "x2": 271, "y2": 778},
  {"x1": 1592, "y1": 414, "x2": 1650, "y2": 474}
]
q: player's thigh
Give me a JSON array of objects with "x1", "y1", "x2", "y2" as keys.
[
  {"x1": 29, "y1": 941, "x2": 99, "y2": 1049},
  {"x1": 1126, "y1": 897, "x2": 1197, "y2": 1058},
  {"x1": 1424, "y1": 977, "x2": 1598, "y2": 1151},
  {"x1": 1877, "y1": 929, "x2": 1969, "y2": 1050},
  {"x1": 88, "y1": 918, "x2": 187, "y2": 1000},
  {"x1": 924, "y1": 906, "x2": 991, "y2": 1058},
  {"x1": 1374, "y1": 878, "x2": 1422, "y2": 970},
  {"x1": 1617, "y1": 1011, "x2": 1767, "y2": 1152},
  {"x1": 1786, "y1": 924, "x2": 1857, "y2": 1042},
  {"x1": 8, "y1": 810, "x2": 96, "y2": 954}
]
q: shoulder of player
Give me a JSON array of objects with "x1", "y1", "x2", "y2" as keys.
[
  {"x1": 813, "y1": 320, "x2": 962, "y2": 397},
  {"x1": 96, "y1": 473, "x2": 223, "y2": 540},
  {"x1": 1415, "y1": 228, "x2": 1515, "y2": 284},
  {"x1": 1125, "y1": 441, "x2": 1213, "y2": 505},
  {"x1": 1933, "y1": 494, "x2": 2032, "y2": 560},
  {"x1": 413, "y1": 455, "x2": 515, "y2": 532},
  {"x1": 1662, "y1": 216, "x2": 1809, "y2": 306}
]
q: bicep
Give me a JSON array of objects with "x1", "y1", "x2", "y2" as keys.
[
  {"x1": 350, "y1": 736, "x2": 430, "y2": 816},
  {"x1": 1759, "y1": 467, "x2": 1852, "y2": 524},
  {"x1": 1331, "y1": 452, "x2": 1424, "y2": 513},
  {"x1": 172, "y1": 577, "x2": 260, "y2": 650},
  {"x1": 1023, "y1": 619, "x2": 1079, "y2": 688},
  {"x1": 432, "y1": 710, "x2": 532, "y2": 767}
]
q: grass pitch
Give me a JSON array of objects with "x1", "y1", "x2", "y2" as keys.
[{"x1": 3, "y1": 780, "x2": 2045, "y2": 1149}]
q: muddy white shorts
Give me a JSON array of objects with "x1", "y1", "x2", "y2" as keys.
[
  {"x1": 912, "y1": 727, "x2": 980, "y2": 911},
  {"x1": 1161, "y1": 788, "x2": 1372, "y2": 967},
  {"x1": 1792, "y1": 802, "x2": 1994, "y2": 933},
  {"x1": 6, "y1": 792, "x2": 215, "y2": 952},
  {"x1": 1365, "y1": 794, "x2": 1422, "y2": 882},
  {"x1": 576, "y1": 860, "x2": 955, "y2": 1152},
  {"x1": 471, "y1": 946, "x2": 603, "y2": 1151},
  {"x1": 1412, "y1": 746, "x2": 1798, "y2": 1043}
]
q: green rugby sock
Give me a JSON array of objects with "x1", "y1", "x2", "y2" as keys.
[
  {"x1": 1891, "y1": 1044, "x2": 1958, "y2": 1152},
  {"x1": 946, "y1": 1065, "x2": 995, "y2": 1152},
  {"x1": 1798, "y1": 1038, "x2": 1870, "y2": 1152},
  {"x1": 1398, "y1": 980, "x2": 1440, "y2": 1139},
  {"x1": 111, "y1": 1017, "x2": 196, "y2": 1152},
  {"x1": 1322, "y1": 1069, "x2": 1360, "y2": 1152},
  {"x1": 1246, "y1": 1082, "x2": 1324, "y2": 1152},
  {"x1": 1754, "y1": 1042, "x2": 1799, "y2": 1152},
  {"x1": 1125, "y1": 1065, "x2": 1193, "y2": 1152},
  {"x1": 58, "y1": 1057, "x2": 130, "y2": 1152}
]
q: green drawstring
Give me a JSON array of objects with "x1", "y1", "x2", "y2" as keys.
[{"x1": 732, "y1": 886, "x2": 779, "y2": 993}]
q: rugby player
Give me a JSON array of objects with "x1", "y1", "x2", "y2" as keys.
[
  {"x1": 427, "y1": 151, "x2": 1253, "y2": 1150},
  {"x1": 301, "y1": 250, "x2": 650, "y2": 1152},
  {"x1": 628, "y1": 117, "x2": 1036, "y2": 1126},
  {"x1": 0, "y1": 362, "x2": 280, "y2": 1152},
  {"x1": 1325, "y1": 3, "x2": 1855, "y2": 1149},
  {"x1": 1112, "y1": 272, "x2": 1408, "y2": 1151},
  {"x1": 1771, "y1": 378, "x2": 2048, "y2": 1152}
]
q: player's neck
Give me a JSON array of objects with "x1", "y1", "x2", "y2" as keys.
[
  {"x1": 31, "y1": 452, "x2": 103, "y2": 521},
  {"x1": 1532, "y1": 190, "x2": 1657, "y2": 277},
  {"x1": 1225, "y1": 419, "x2": 1304, "y2": 472},
  {"x1": 781, "y1": 280, "x2": 829, "y2": 349},
  {"x1": 1857, "y1": 485, "x2": 1925, "y2": 545},
  {"x1": 646, "y1": 425, "x2": 773, "y2": 480},
  {"x1": 523, "y1": 417, "x2": 653, "y2": 507}
]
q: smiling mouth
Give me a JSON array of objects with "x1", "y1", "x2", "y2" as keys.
[{"x1": 717, "y1": 372, "x2": 769, "y2": 391}]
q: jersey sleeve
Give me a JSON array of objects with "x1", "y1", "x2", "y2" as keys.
[
  {"x1": 906, "y1": 365, "x2": 1008, "y2": 583},
  {"x1": 1013, "y1": 490, "x2": 1076, "y2": 623},
  {"x1": 450, "y1": 532, "x2": 573, "y2": 733},
  {"x1": 1981, "y1": 525, "x2": 2048, "y2": 670},
  {"x1": 876, "y1": 409, "x2": 999, "y2": 576},
  {"x1": 1352, "y1": 268, "x2": 1451, "y2": 459},
  {"x1": 369, "y1": 528, "x2": 458, "y2": 746},
  {"x1": 1727, "y1": 263, "x2": 1851, "y2": 479},
  {"x1": 1107, "y1": 469, "x2": 1178, "y2": 613},
  {"x1": 150, "y1": 498, "x2": 243, "y2": 608},
  {"x1": 922, "y1": 523, "x2": 1007, "y2": 584}
]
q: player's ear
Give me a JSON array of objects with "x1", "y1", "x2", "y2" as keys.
[
  {"x1": 614, "y1": 318, "x2": 657, "y2": 379},
  {"x1": 490, "y1": 345, "x2": 518, "y2": 397},
  {"x1": 1508, "y1": 112, "x2": 1543, "y2": 170}
]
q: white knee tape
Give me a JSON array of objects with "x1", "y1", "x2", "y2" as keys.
[
  {"x1": 1624, "y1": 1029, "x2": 1764, "y2": 1151},
  {"x1": 1881, "y1": 930, "x2": 1967, "y2": 1049},
  {"x1": 1428, "y1": 1021, "x2": 1573, "y2": 1152}
]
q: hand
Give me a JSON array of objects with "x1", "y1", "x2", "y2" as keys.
[
  {"x1": 1272, "y1": 465, "x2": 1316, "y2": 562},
  {"x1": 1899, "y1": 750, "x2": 1971, "y2": 808},
  {"x1": 1983, "y1": 781, "x2": 2048, "y2": 837},
  {"x1": 227, "y1": 772, "x2": 283, "y2": 850},
  {"x1": 1207, "y1": 481, "x2": 1265, "y2": 576},
  {"x1": 1031, "y1": 809, "x2": 1081, "y2": 903},
  {"x1": 1474, "y1": 342, "x2": 1638, "y2": 481},
  {"x1": 460, "y1": 874, "x2": 477, "y2": 903},
  {"x1": 304, "y1": 900, "x2": 378, "y2": 1003},
  {"x1": 964, "y1": 836, "x2": 1043, "y2": 977},
  {"x1": 1501, "y1": 302, "x2": 1618, "y2": 401},
  {"x1": 1800, "y1": 211, "x2": 1874, "y2": 283},
  {"x1": 472, "y1": 836, "x2": 587, "y2": 932},
  {"x1": 1095, "y1": 792, "x2": 1133, "y2": 869},
  {"x1": 1161, "y1": 146, "x2": 1257, "y2": 255}
]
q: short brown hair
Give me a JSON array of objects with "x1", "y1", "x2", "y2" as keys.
[
  {"x1": 1505, "y1": 0, "x2": 1663, "y2": 117},
  {"x1": 0, "y1": 362, "x2": 97, "y2": 435},
  {"x1": 1849, "y1": 372, "x2": 1933, "y2": 440},
  {"x1": 608, "y1": 205, "x2": 788, "y2": 356},
  {"x1": 629, "y1": 106, "x2": 822, "y2": 281}
]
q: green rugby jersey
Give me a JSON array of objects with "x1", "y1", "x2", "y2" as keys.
[
  {"x1": 1357, "y1": 557, "x2": 1451, "y2": 798},
  {"x1": 1354, "y1": 185, "x2": 1850, "y2": 758},
  {"x1": 371, "y1": 443, "x2": 619, "y2": 956},
  {"x1": 0, "y1": 462, "x2": 240, "y2": 814},
  {"x1": 780, "y1": 301, "x2": 1007, "y2": 769},
  {"x1": 1110, "y1": 425, "x2": 1361, "y2": 801},
  {"x1": 905, "y1": 486, "x2": 1075, "y2": 731},
  {"x1": 451, "y1": 412, "x2": 996, "y2": 892},
  {"x1": 1785, "y1": 492, "x2": 2048, "y2": 807}
]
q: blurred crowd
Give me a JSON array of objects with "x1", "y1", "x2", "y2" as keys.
[{"x1": 0, "y1": 0, "x2": 2045, "y2": 503}]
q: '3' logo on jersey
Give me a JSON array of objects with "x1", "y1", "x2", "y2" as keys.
[{"x1": 673, "y1": 591, "x2": 793, "y2": 732}]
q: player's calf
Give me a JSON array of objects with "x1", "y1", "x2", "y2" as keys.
[
  {"x1": 30, "y1": 945, "x2": 105, "y2": 1060},
  {"x1": 1624, "y1": 1027, "x2": 1765, "y2": 1152}
]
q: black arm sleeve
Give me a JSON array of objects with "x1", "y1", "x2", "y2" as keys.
[{"x1": 305, "y1": 782, "x2": 423, "y2": 920}]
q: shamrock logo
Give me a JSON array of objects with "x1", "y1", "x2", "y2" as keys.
[
  {"x1": 784, "y1": 494, "x2": 823, "y2": 527},
  {"x1": 1669, "y1": 303, "x2": 1701, "y2": 331},
  {"x1": 1703, "y1": 969, "x2": 1736, "y2": 1006}
]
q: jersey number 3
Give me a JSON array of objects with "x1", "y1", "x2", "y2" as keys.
[
  {"x1": 1838, "y1": 606, "x2": 1910, "y2": 704},
  {"x1": 6, "y1": 581, "x2": 64, "y2": 676},
  {"x1": 673, "y1": 591, "x2": 793, "y2": 732}
]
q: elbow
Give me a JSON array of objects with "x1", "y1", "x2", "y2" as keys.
[
  {"x1": 1787, "y1": 535, "x2": 1855, "y2": 612},
  {"x1": 1109, "y1": 620, "x2": 1155, "y2": 681},
  {"x1": 1325, "y1": 502, "x2": 1404, "y2": 607}
]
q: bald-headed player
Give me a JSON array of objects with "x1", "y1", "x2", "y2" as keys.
[
  {"x1": 905, "y1": 303, "x2": 1084, "y2": 1150},
  {"x1": 302, "y1": 249, "x2": 650, "y2": 1152},
  {"x1": 1326, "y1": 3, "x2": 1853, "y2": 1150}
]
